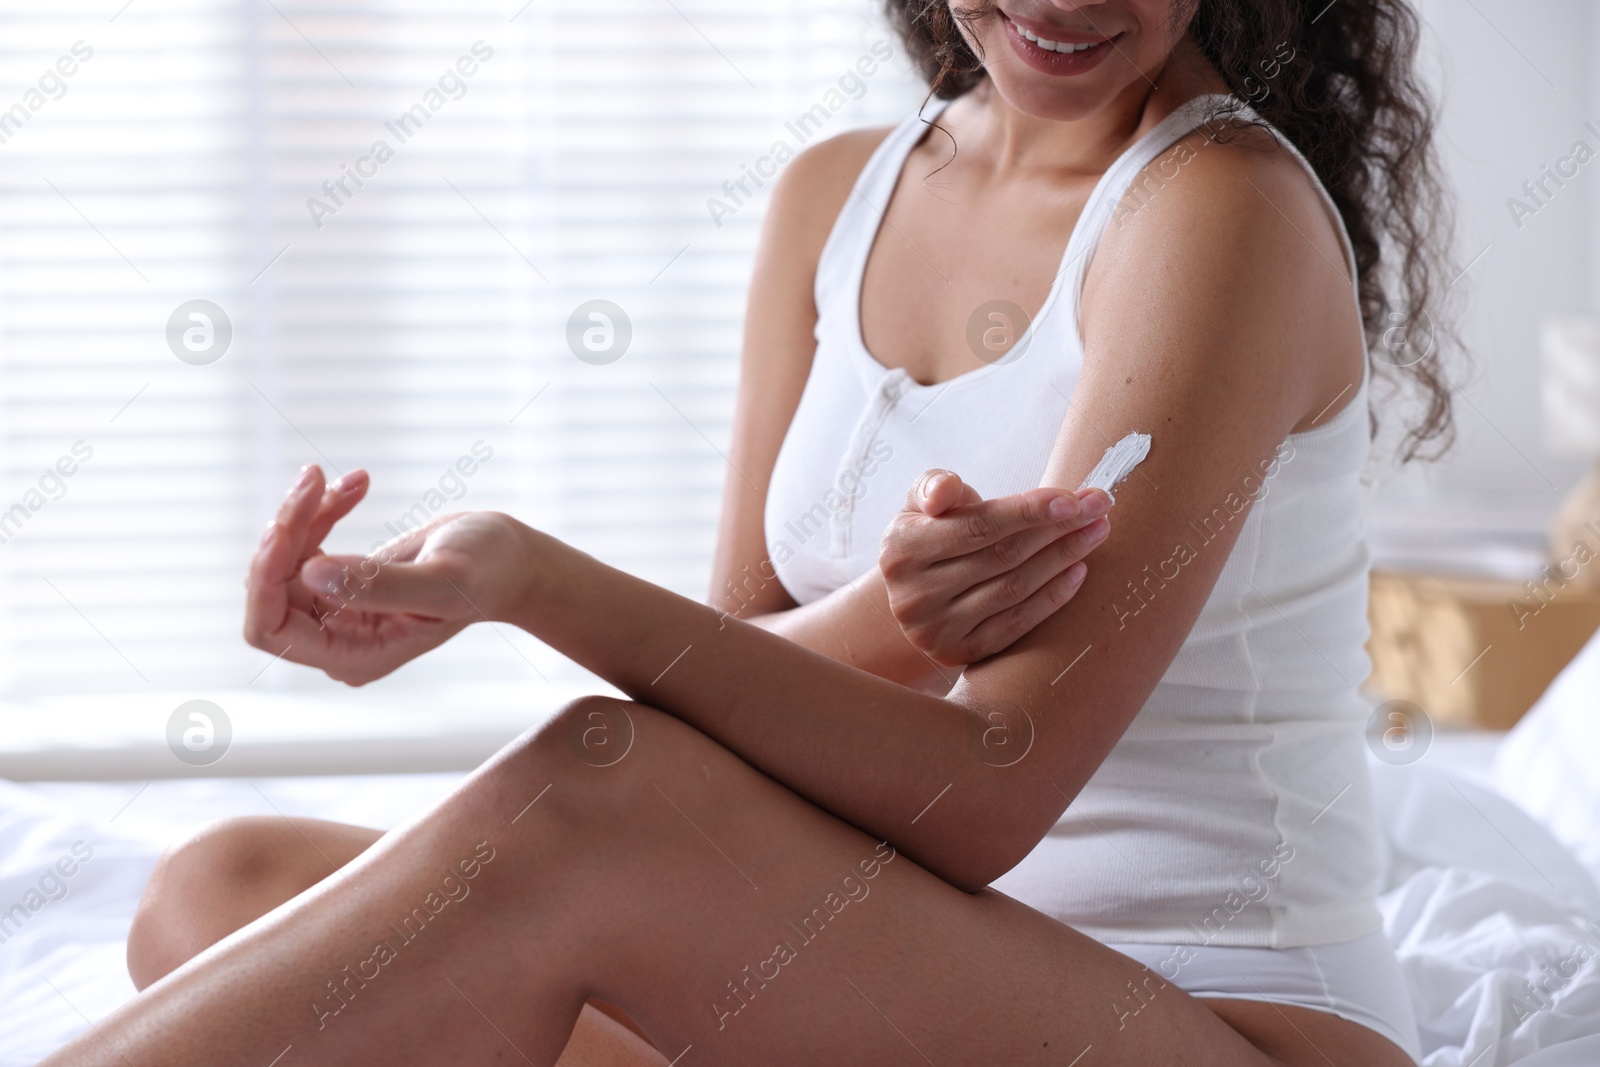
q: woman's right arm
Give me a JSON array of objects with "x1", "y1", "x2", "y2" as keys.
[{"x1": 710, "y1": 133, "x2": 1107, "y2": 692}]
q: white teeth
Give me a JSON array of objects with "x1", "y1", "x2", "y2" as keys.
[{"x1": 1013, "y1": 18, "x2": 1101, "y2": 52}]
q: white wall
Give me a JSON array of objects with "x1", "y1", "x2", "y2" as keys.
[{"x1": 1379, "y1": 0, "x2": 1594, "y2": 526}]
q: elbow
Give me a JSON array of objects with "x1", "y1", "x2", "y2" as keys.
[
  {"x1": 922, "y1": 825, "x2": 1046, "y2": 895},
  {"x1": 933, "y1": 851, "x2": 1027, "y2": 895},
  {"x1": 941, "y1": 867, "x2": 1005, "y2": 896},
  {"x1": 918, "y1": 781, "x2": 1071, "y2": 893}
]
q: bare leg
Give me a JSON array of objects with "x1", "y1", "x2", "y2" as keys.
[
  {"x1": 126, "y1": 815, "x2": 664, "y2": 1066},
  {"x1": 52, "y1": 696, "x2": 1411, "y2": 1066},
  {"x1": 127, "y1": 818, "x2": 382, "y2": 990}
]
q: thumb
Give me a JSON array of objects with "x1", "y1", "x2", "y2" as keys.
[
  {"x1": 301, "y1": 553, "x2": 468, "y2": 619},
  {"x1": 910, "y1": 470, "x2": 980, "y2": 516}
]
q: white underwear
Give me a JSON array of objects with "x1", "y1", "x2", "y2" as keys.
[{"x1": 1104, "y1": 930, "x2": 1423, "y2": 1063}]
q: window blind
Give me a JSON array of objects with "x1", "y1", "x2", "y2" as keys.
[{"x1": 0, "y1": 0, "x2": 924, "y2": 702}]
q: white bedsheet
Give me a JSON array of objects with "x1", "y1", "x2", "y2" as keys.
[
  {"x1": 3, "y1": 758, "x2": 1599, "y2": 1065},
  {"x1": 0, "y1": 774, "x2": 461, "y2": 1066},
  {"x1": 1373, "y1": 763, "x2": 1600, "y2": 1066}
]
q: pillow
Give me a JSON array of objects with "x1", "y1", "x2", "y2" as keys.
[{"x1": 1495, "y1": 625, "x2": 1600, "y2": 885}]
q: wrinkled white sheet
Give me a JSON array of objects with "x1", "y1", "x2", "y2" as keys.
[
  {"x1": 1373, "y1": 763, "x2": 1600, "y2": 1066},
  {"x1": 0, "y1": 780, "x2": 153, "y2": 1067},
  {"x1": 4, "y1": 761, "x2": 1599, "y2": 1065},
  {"x1": 0, "y1": 774, "x2": 460, "y2": 1066}
]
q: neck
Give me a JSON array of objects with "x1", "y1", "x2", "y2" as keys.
[{"x1": 953, "y1": 37, "x2": 1219, "y2": 179}]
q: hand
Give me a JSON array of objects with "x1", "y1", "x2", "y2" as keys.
[
  {"x1": 878, "y1": 471, "x2": 1112, "y2": 668},
  {"x1": 243, "y1": 466, "x2": 533, "y2": 686}
]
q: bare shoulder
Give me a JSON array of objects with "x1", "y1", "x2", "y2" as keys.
[
  {"x1": 1100, "y1": 117, "x2": 1347, "y2": 289},
  {"x1": 761, "y1": 125, "x2": 896, "y2": 258},
  {"x1": 1081, "y1": 115, "x2": 1358, "y2": 430}
]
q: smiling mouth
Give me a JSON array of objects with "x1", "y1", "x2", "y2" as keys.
[{"x1": 1000, "y1": 12, "x2": 1121, "y2": 55}]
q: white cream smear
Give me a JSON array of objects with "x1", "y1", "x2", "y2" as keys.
[{"x1": 1078, "y1": 431, "x2": 1151, "y2": 502}]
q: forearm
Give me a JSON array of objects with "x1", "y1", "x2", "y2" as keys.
[
  {"x1": 741, "y1": 568, "x2": 956, "y2": 693},
  {"x1": 508, "y1": 527, "x2": 1026, "y2": 888}
]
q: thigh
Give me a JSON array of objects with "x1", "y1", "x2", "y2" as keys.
[
  {"x1": 555, "y1": 698, "x2": 1408, "y2": 1067},
  {"x1": 169, "y1": 816, "x2": 668, "y2": 1067}
]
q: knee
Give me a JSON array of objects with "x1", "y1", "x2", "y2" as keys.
[
  {"x1": 475, "y1": 696, "x2": 683, "y2": 832},
  {"x1": 448, "y1": 696, "x2": 752, "y2": 903},
  {"x1": 125, "y1": 816, "x2": 288, "y2": 990},
  {"x1": 494, "y1": 693, "x2": 641, "y2": 770},
  {"x1": 540, "y1": 694, "x2": 650, "y2": 770}
]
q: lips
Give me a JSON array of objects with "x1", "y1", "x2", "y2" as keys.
[{"x1": 998, "y1": 11, "x2": 1121, "y2": 76}]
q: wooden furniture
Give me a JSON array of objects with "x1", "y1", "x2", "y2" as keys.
[{"x1": 1367, "y1": 569, "x2": 1600, "y2": 730}]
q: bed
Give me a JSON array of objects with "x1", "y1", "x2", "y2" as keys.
[{"x1": 3, "y1": 632, "x2": 1599, "y2": 1066}]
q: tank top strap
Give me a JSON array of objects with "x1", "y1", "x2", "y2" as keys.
[
  {"x1": 1061, "y1": 92, "x2": 1365, "y2": 353},
  {"x1": 1057, "y1": 94, "x2": 1232, "y2": 322},
  {"x1": 814, "y1": 92, "x2": 1369, "y2": 401},
  {"x1": 813, "y1": 98, "x2": 954, "y2": 318}
]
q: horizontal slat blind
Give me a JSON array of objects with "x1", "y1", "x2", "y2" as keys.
[{"x1": 0, "y1": 0, "x2": 922, "y2": 700}]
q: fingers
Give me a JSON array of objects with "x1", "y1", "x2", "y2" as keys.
[
  {"x1": 300, "y1": 552, "x2": 469, "y2": 621},
  {"x1": 271, "y1": 465, "x2": 327, "y2": 563},
  {"x1": 952, "y1": 517, "x2": 1108, "y2": 622},
  {"x1": 1078, "y1": 488, "x2": 1113, "y2": 517},
  {"x1": 246, "y1": 466, "x2": 368, "y2": 643},
  {"x1": 931, "y1": 503, "x2": 1102, "y2": 590},
  {"x1": 302, "y1": 470, "x2": 370, "y2": 559},
  {"x1": 244, "y1": 467, "x2": 325, "y2": 650},
  {"x1": 300, "y1": 513, "x2": 450, "y2": 619},
  {"x1": 244, "y1": 520, "x2": 302, "y2": 649},
  {"x1": 962, "y1": 561, "x2": 1089, "y2": 663},
  {"x1": 905, "y1": 470, "x2": 982, "y2": 517},
  {"x1": 910, "y1": 485, "x2": 1112, "y2": 564}
]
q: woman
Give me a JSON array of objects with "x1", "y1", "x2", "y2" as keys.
[{"x1": 52, "y1": 0, "x2": 1455, "y2": 1064}]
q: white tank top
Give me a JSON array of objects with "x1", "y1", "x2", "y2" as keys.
[{"x1": 764, "y1": 94, "x2": 1383, "y2": 949}]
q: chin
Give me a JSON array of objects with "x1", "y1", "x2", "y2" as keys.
[{"x1": 958, "y1": 2, "x2": 1174, "y2": 122}]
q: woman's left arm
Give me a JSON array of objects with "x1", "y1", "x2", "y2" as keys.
[{"x1": 270, "y1": 136, "x2": 1356, "y2": 892}]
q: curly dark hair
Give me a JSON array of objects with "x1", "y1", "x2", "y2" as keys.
[{"x1": 883, "y1": 0, "x2": 1458, "y2": 462}]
